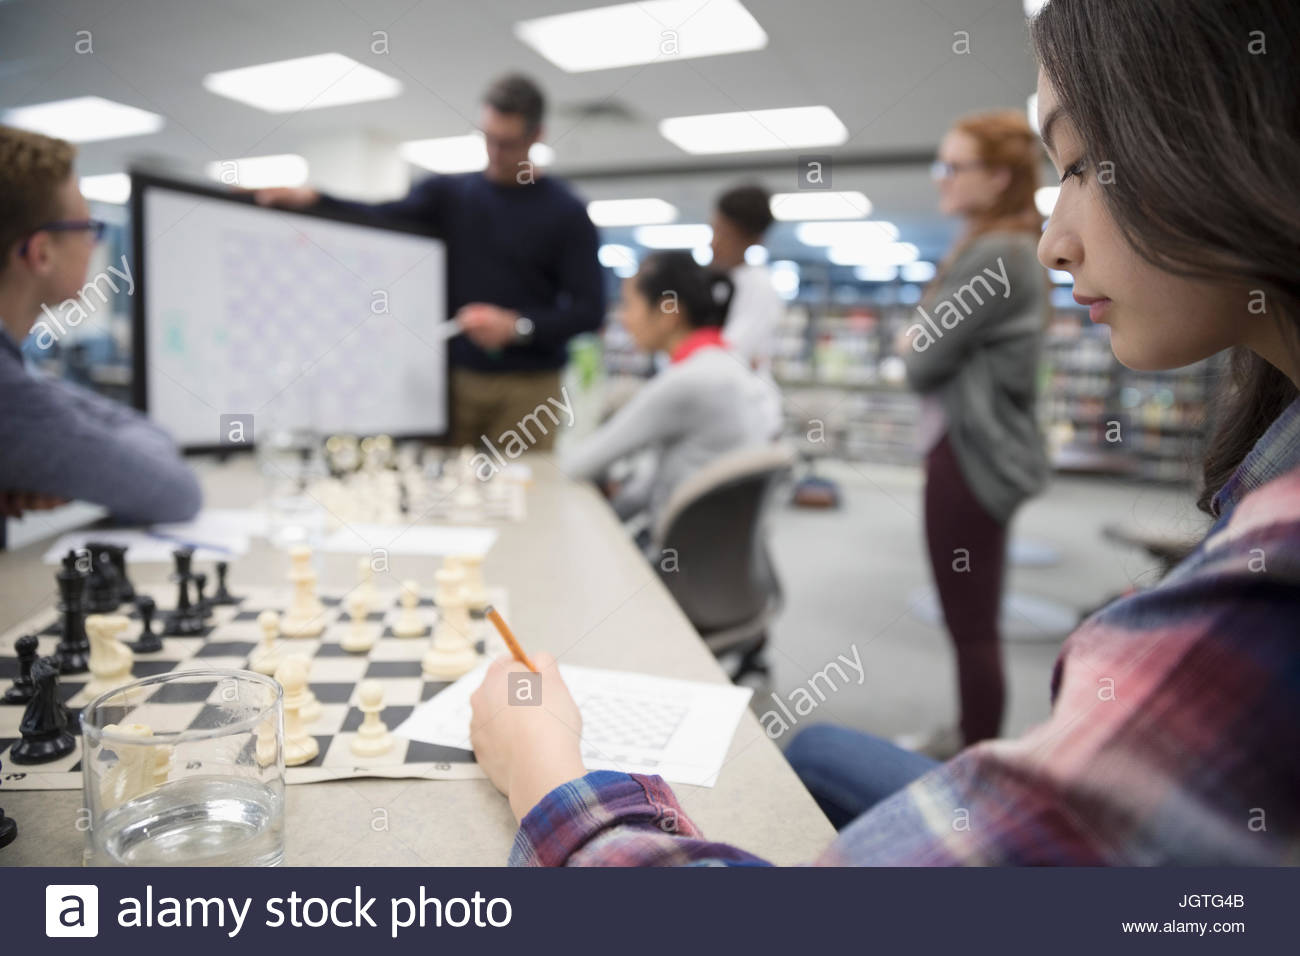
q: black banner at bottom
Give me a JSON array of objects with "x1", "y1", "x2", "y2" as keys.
[{"x1": 5, "y1": 866, "x2": 1295, "y2": 954}]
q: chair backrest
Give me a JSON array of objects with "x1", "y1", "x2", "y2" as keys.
[{"x1": 651, "y1": 443, "x2": 795, "y2": 633}]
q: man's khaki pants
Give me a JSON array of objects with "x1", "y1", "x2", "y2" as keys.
[{"x1": 449, "y1": 367, "x2": 565, "y2": 452}]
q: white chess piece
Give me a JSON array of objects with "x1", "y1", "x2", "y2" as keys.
[
  {"x1": 84, "y1": 613, "x2": 134, "y2": 698},
  {"x1": 454, "y1": 553, "x2": 489, "y2": 614},
  {"x1": 356, "y1": 556, "x2": 377, "y2": 608},
  {"x1": 276, "y1": 657, "x2": 319, "y2": 767},
  {"x1": 349, "y1": 679, "x2": 394, "y2": 758},
  {"x1": 341, "y1": 591, "x2": 377, "y2": 653},
  {"x1": 422, "y1": 567, "x2": 481, "y2": 679},
  {"x1": 392, "y1": 579, "x2": 427, "y2": 638},
  {"x1": 281, "y1": 545, "x2": 325, "y2": 637},
  {"x1": 99, "y1": 722, "x2": 169, "y2": 808},
  {"x1": 249, "y1": 609, "x2": 282, "y2": 675}
]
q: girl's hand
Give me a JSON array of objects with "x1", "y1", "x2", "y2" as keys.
[{"x1": 469, "y1": 652, "x2": 587, "y2": 822}]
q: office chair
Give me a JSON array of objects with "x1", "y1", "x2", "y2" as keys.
[{"x1": 649, "y1": 443, "x2": 795, "y2": 682}]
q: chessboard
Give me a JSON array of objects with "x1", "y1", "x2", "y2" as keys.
[{"x1": 0, "y1": 584, "x2": 506, "y2": 792}]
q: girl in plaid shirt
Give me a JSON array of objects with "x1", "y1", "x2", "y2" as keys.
[{"x1": 471, "y1": 0, "x2": 1300, "y2": 866}]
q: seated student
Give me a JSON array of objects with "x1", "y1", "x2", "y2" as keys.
[
  {"x1": 470, "y1": 0, "x2": 1300, "y2": 865},
  {"x1": 708, "y1": 184, "x2": 784, "y2": 372},
  {"x1": 560, "y1": 251, "x2": 781, "y2": 535},
  {"x1": 0, "y1": 126, "x2": 201, "y2": 525}
]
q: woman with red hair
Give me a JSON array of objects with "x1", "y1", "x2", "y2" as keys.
[{"x1": 892, "y1": 109, "x2": 1052, "y2": 761}]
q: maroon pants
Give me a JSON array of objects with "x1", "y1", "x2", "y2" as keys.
[{"x1": 923, "y1": 435, "x2": 1008, "y2": 745}]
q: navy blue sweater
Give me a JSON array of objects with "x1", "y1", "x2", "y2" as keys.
[{"x1": 319, "y1": 172, "x2": 605, "y2": 373}]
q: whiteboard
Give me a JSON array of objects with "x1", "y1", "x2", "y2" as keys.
[{"x1": 133, "y1": 177, "x2": 448, "y2": 449}]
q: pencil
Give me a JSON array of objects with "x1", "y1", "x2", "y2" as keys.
[{"x1": 485, "y1": 605, "x2": 538, "y2": 673}]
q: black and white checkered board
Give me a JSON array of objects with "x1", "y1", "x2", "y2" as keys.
[{"x1": 0, "y1": 585, "x2": 504, "y2": 791}]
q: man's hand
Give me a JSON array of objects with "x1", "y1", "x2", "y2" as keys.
[
  {"x1": 456, "y1": 303, "x2": 521, "y2": 351},
  {"x1": 252, "y1": 186, "x2": 320, "y2": 209},
  {"x1": 469, "y1": 652, "x2": 586, "y2": 822},
  {"x1": 0, "y1": 491, "x2": 69, "y2": 518}
]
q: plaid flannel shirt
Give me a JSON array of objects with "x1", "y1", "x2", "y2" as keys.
[{"x1": 511, "y1": 399, "x2": 1300, "y2": 867}]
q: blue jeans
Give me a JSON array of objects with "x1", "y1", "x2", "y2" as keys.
[{"x1": 784, "y1": 725, "x2": 940, "y2": 830}]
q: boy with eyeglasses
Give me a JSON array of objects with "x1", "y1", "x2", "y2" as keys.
[{"x1": 0, "y1": 125, "x2": 200, "y2": 531}]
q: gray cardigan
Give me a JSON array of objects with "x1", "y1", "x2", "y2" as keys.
[{"x1": 902, "y1": 231, "x2": 1049, "y2": 523}]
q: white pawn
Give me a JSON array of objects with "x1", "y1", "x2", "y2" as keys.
[
  {"x1": 249, "y1": 609, "x2": 282, "y2": 676},
  {"x1": 392, "y1": 579, "x2": 427, "y2": 638},
  {"x1": 454, "y1": 553, "x2": 489, "y2": 614},
  {"x1": 422, "y1": 567, "x2": 480, "y2": 680},
  {"x1": 281, "y1": 545, "x2": 325, "y2": 637},
  {"x1": 341, "y1": 591, "x2": 377, "y2": 653},
  {"x1": 349, "y1": 680, "x2": 394, "y2": 758},
  {"x1": 100, "y1": 723, "x2": 169, "y2": 808},
  {"x1": 356, "y1": 556, "x2": 377, "y2": 608},
  {"x1": 276, "y1": 657, "x2": 319, "y2": 767},
  {"x1": 84, "y1": 613, "x2": 134, "y2": 698}
]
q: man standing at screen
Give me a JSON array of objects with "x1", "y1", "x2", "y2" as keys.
[
  {"x1": 258, "y1": 73, "x2": 605, "y2": 452},
  {"x1": 0, "y1": 125, "x2": 201, "y2": 529}
]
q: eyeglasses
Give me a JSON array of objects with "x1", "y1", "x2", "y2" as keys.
[
  {"x1": 930, "y1": 160, "x2": 986, "y2": 181},
  {"x1": 20, "y1": 218, "x2": 108, "y2": 255}
]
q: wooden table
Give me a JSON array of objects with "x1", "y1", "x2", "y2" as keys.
[{"x1": 0, "y1": 455, "x2": 834, "y2": 866}]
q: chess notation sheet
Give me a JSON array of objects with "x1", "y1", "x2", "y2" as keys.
[{"x1": 394, "y1": 663, "x2": 754, "y2": 787}]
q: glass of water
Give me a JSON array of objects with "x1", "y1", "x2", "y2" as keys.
[{"x1": 81, "y1": 669, "x2": 285, "y2": 866}]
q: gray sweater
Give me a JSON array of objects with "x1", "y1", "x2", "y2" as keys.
[
  {"x1": 902, "y1": 232, "x2": 1049, "y2": 523},
  {"x1": 0, "y1": 327, "x2": 202, "y2": 524},
  {"x1": 561, "y1": 347, "x2": 782, "y2": 526}
]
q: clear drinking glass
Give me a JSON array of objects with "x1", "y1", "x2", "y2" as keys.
[{"x1": 81, "y1": 669, "x2": 285, "y2": 866}]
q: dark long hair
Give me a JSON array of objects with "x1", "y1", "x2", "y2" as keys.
[
  {"x1": 1032, "y1": 0, "x2": 1300, "y2": 513},
  {"x1": 635, "y1": 251, "x2": 735, "y2": 329}
]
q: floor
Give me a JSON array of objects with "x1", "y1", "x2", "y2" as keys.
[{"x1": 754, "y1": 460, "x2": 1207, "y2": 748}]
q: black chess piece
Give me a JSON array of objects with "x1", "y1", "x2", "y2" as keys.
[
  {"x1": 193, "y1": 572, "x2": 211, "y2": 619},
  {"x1": 54, "y1": 550, "x2": 91, "y2": 674},
  {"x1": 84, "y1": 545, "x2": 123, "y2": 613},
  {"x1": 2, "y1": 634, "x2": 39, "y2": 705},
  {"x1": 129, "y1": 596, "x2": 163, "y2": 653},
  {"x1": 104, "y1": 544, "x2": 135, "y2": 603},
  {"x1": 210, "y1": 561, "x2": 239, "y2": 605},
  {"x1": 9, "y1": 657, "x2": 76, "y2": 764},
  {"x1": 162, "y1": 548, "x2": 204, "y2": 636},
  {"x1": 0, "y1": 756, "x2": 16, "y2": 850}
]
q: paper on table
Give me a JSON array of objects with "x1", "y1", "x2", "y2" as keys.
[
  {"x1": 394, "y1": 662, "x2": 753, "y2": 787},
  {"x1": 317, "y1": 523, "x2": 497, "y2": 557},
  {"x1": 41, "y1": 514, "x2": 254, "y2": 564}
]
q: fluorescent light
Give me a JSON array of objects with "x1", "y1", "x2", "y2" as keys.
[
  {"x1": 203, "y1": 53, "x2": 402, "y2": 113},
  {"x1": 900, "y1": 261, "x2": 937, "y2": 283},
  {"x1": 1036, "y1": 186, "x2": 1059, "y2": 215},
  {"x1": 598, "y1": 243, "x2": 639, "y2": 277},
  {"x1": 660, "y1": 105, "x2": 847, "y2": 155},
  {"x1": 634, "y1": 223, "x2": 712, "y2": 248},
  {"x1": 515, "y1": 0, "x2": 767, "y2": 73},
  {"x1": 855, "y1": 265, "x2": 897, "y2": 282},
  {"x1": 588, "y1": 198, "x2": 678, "y2": 227},
  {"x1": 770, "y1": 191, "x2": 871, "y2": 221},
  {"x1": 1023, "y1": 0, "x2": 1049, "y2": 15},
  {"x1": 80, "y1": 173, "x2": 131, "y2": 204},
  {"x1": 1027, "y1": 93, "x2": 1040, "y2": 134},
  {"x1": 744, "y1": 245, "x2": 769, "y2": 265},
  {"x1": 829, "y1": 242, "x2": 918, "y2": 266},
  {"x1": 400, "y1": 133, "x2": 553, "y2": 172},
  {"x1": 770, "y1": 260, "x2": 799, "y2": 300},
  {"x1": 795, "y1": 220, "x2": 898, "y2": 247},
  {"x1": 692, "y1": 246, "x2": 713, "y2": 265},
  {"x1": 401, "y1": 134, "x2": 484, "y2": 173},
  {"x1": 1049, "y1": 269, "x2": 1073, "y2": 285},
  {"x1": 205, "y1": 154, "x2": 308, "y2": 189},
  {"x1": 2, "y1": 96, "x2": 163, "y2": 143}
]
